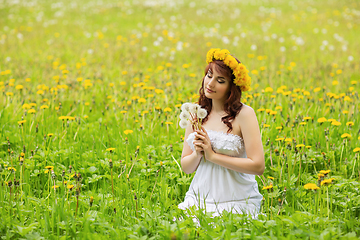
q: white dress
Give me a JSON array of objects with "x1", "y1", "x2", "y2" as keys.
[{"x1": 178, "y1": 129, "x2": 263, "y2": 218}]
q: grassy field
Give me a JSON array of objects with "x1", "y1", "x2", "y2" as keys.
[{"x1": 1, "y1": 0, "x2": 360, "y2": 239}]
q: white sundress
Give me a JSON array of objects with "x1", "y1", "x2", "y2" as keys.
[{"x1": 178, "y1": 129, "x2": 263, "y2": 218}]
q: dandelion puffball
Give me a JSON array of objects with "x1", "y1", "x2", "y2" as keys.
[
  {"x1": 189, "y1": 104, "x2": 200, "y2": 114},
  {"x1": 181, "y1": 102, "x2": 191, "y2": 112},
  {"x1": 179, "y1": 119, "x2": 188, "y2": 129},
  {"x1": 197, "y1": 108, "x2": 207, "y2": 119},
  {"x1": 180, "y1": 111, "x2": 190, "y2": 120}
]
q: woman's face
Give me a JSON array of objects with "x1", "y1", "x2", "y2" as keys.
[{"x1": 203, "y1": 66, "x2": 231, "y2": 101}]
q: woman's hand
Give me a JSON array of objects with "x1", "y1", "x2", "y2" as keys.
[{"x1": 193, "y1": 127, "x2": 215, "y2": 161}]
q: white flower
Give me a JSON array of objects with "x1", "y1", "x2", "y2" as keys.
[
  {"x1": 179, "y1": 119, "x2": 188, "y2": 129},
  {"x1": 179, "y1": 111, "x2": 190, "y2": 120},
  {"x1": 189, "y1": 104, "x2": 200, "y2": 114},
  {"x1": 181, "y1": 102, "x2": 191, "y2": 112},
  {"x1": 197, "y1": 108, "x2": 207, "y2": 119}
]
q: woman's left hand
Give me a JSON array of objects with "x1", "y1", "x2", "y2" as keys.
[{"x1": 193, "y1": 127, "x2": 216, "y2": 161}]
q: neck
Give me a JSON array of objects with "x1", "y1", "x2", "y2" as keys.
[{"x1": 211, "y1": 99, "x2": 226, "y2": 114}]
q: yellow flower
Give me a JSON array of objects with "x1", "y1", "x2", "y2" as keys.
[
  {"x1": 299, "y1": 122, "x2": 307, "y2": 126},
  {"x1": 18, "y1": 120, "x2": 26, "y2": 124},
  {"x1": 331, "y1": 121, "x2": 341, "y2": 126},
  {"x1": 319, "y1": 170, "x2": 331, "y2": 175},
  {"x1": 8, "y1": 167, "x2": 16, "y2": 172},
  {"x1": 53, "y1": 185, "x2": 60, "y2": 189},
  {"x1": 264, "y1": 87, "x2": 273, "y2": 93},
  {"x1": 15, "y1": 85, "x2": 24, "y2": 90},
  {"x1": 313, "y1": 87, "x2": 321, "y2": 92},
  {"x1": 257, "y1": 108, "x2": 265, "y2": 112},
  {"x1": 304, "y1": 183, "x2": 320, "y2": 190},
  {"x1": 124, "y1": 130, "x2": 133, "y2": 135},
  {"x1": 163, "y1": 107, "x2": 172, "y2": 112},
  {"x1": 296, "y1": 144, "x2": 305, "y2": 148},
  {"x1": 276, "y1": 127, "x2": 283, "y2": 130},
  {"x1": 353, "y1": 148, "x2": 360, "y2": 153},
  {"x1": 262, "y1": 184, "x2": 273, "y2": 190},
  {"x1": 138, "y1": 98, "x2": 146, "y2": 103},
  {"x1": 285, "y1": 138, "x2": 292, "y2": 142},
  {"x1": 275, "y1": 137, "x2": 284, "y2": 141},
  {"x1": 267, "y1": 176, "x2": 274, "y2": 180},
  {"x1": 40, "y1": 105, "x2": 49, "y2": 109},
  {"x1": 304, "y1": 117, "x2": 311, "y2": 121},
  {"x1": 67, "y1": 184, "x2": 74, "y2": 189},
  {"x1": 165, "y1": 122, "x2": 173, "y2": 125},
  {"x1": 106, "y1": 148, "x2": 115, "y2": 152},
  {"x1": 6, "y1": 92, "x2": 14, "y2": 96},
  {"x1": 47, "y1": 133, "x2": 54, "y2": 137},
  {"x1": 45, "y1": 166, "x2": 54, "y2": 169},
  {"x1": 341, "y1": 133, "x2": 351, "y2": 139},
  {"x1": 317, "y1": 117, "x2": 327, "y2": 123},
  {"x1": 321, "y1": 179, "x2": 333, "y2": 186}
]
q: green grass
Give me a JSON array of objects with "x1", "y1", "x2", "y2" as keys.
[{"x1": 0, "y1": 0, "x2": 360, "y2": 239}]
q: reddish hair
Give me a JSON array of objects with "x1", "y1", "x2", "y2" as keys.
[{"x1": 198, "y1": 59, "x2": 243, "y2": 133}]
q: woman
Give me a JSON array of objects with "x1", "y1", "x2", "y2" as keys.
[{"x1": 178, "y1": 48, "x2": 265, "y2": 219}]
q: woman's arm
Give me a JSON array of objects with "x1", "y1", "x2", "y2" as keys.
[
  {"x1": 194, "y1": 106, "x2": 265, "y2": 175},
  {"x1": 180, "y1": 121, "x2": 203, "y2": 174}
]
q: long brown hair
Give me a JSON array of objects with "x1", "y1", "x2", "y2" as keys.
[{"x1": 198, "y1": 59, "x2": 243, "y2": 133}]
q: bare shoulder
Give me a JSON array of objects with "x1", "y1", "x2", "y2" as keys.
[{"x1": 235, "y1": 104, "x2": 256, "y2": 123}]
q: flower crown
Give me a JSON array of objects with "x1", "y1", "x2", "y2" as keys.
[{"x1": 206, "y1": 48, "x2": 251, "y2": 92}]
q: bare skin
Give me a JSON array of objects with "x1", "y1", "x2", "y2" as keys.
[{"x1": 180, "y1": 67, "x2": 265, "y2": 175}]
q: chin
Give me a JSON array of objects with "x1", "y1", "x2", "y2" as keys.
[{"x1": 204, "y1": 92, "x2": 214, "y2": 99}]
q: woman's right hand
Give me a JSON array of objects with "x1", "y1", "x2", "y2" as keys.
[{"x1": 193, "y1": 133, "x2": 204, "y2": 158}]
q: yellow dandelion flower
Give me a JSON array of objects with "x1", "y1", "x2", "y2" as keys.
[
  {"x1": 353, "y1": 147, "x2": 360, "y2": 153},
  {"x1": 40, "y1": 105, "x2": 49, "y2": 109},
  {"x1": 319, "y1": 170, "x2": 331, "y2": 175},
  {"x1": 285, "y1": 138, "x2": 292, "y2": 142},
  {"x1": 276, "y1": 127, "x2": 283, "y2": 130},
  {"x1": 106, "y1": 148, "x2": 115, "y2": 152},
  {"x1": 296, "y1": 144, "x2": 305, "y2": 148},
  {"x1": 47, "y1": 133, "x2": 54, "y2": 137},
  {"x1": 346, "y1": 121, "x2": 354, "y2": 126},
  {"x1": 317, "y1": 117, "x2": 327, "y2": 123},
  {"x1": 164, "y1": 107, "x2": 172, "y2": 112},
  {"x1": 67, "y1": 184, "x2": 74, "y2": 189},
  {"x1": 28, "y1": 109, "x2": 36, "y2": 114},
  {"x1": 304, "y1": 183, "x2": 320, "y2": 190},
  {"x1": 165, "y1": 122, "x2": 173, "y2": 125},
  {"x1": 331, "y1": 121, "x2": 341, "y2": 126},
  {"x1": 262, "y1": 184, "x2": 273, "y2": 190},
  {"x1": 124, "y1": 130, "x2": 133, "y2": 135},
  {"x1": 45, "y1": 166, "x2": 54, "y2": 169},
  {"x1": 341, "y1": 133, "x2": 351, "y2": 139},
  {"x1": 321, "y1": 179, "x2": 333, "y2": 186},
  {"x1": 18, "y1": 120, "x2": 26, "y2": 125},
  {"x1": 275, "y1": 137, "x2": 284, "y2": 141}
]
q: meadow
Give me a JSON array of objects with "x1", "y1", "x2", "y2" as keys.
[{"x1": 0, "y1": 0, "x2": 360, "y2": 239}]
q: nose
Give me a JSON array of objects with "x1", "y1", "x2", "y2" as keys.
[{"x1": 207, "y1": 78, "x2": 215, "y2": 89}]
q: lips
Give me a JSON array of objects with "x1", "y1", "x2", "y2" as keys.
[{"x1": 206, "y1": 88, "x2": 215, "y2": 93}]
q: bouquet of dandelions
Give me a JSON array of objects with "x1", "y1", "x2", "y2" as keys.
[{"x1": 179, "y1": 102, "x2": 208, "y2": 160}]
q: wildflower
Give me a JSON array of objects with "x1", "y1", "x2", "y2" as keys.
[
  {"x1": 341, "y1": 133, "x2": 351, "y2": 139},
  {"x1": 124, "y1": 130, "x2": 133, "y2": 135},
  {"x1": 67, "y1": 184, "x2": 74, "y2": 190},
  {"x1": 275, "y1": 137, "x2": 284, "y2": 141},
  {"x1": 28, "y1": 109, "x2": 36, "y2": 114},
  {"x1": 106, "y1": 148, "x2": 115, "y2": 153},
  {"x1": 267, "y1": 176, "x2": 274, "y2": 180},
  {"x1": 319, "y1": 170, "x2": 331, "y2": 175},
  {"x1": 276, "y1": 126, "x2": 283, "y2": 130},
  {"x1": 262, "y1": 184, "x2": 273, "y2": 191},
  {"x1": 90, "y1": 196, "x2": 94, "y2": 207},
  {"x1": 296, "y1": 144, "x2": 305, "y2": 148},
  {"x1": 8, "y1": 167, "x2": 16, "y2": 172},
  {"x1": 53, "y1": 185, "x2": 59, "y2": 189},
  {"x1": 40, "y1": 105, "x2": 49, "y2": 109},
  {"x1": 304, "y1": 183, "x2": 320, "y2": 190},
  {"x1": 18, "y1": 120, "x2": 26, "y2": 125},
  {"x1": 346, "y1": 122, "x2": 354, "y2": 126},
  {"x1": 317, "y1": 117, "x2": 327, "y2": 123},
  {"x1": 165, "y1": 122, "x2": 173, "y2": 125},
  {"x1": 47, "y1": 133, "x2": 54, "y2": 137},
  {"x1": 353, "y1": 148, "x2": 360, "y2": 153},
  {"x1": 45, "y1": 166, "x2": 54, "y2": 170},
  {"x1": 163, "y1": 107, "x2": 172, "y2": 112},
  {"x1": 331, "y1": 121, "x2": 341, "y2": 126},
  {"x1": 321, "y1": 179, "x2": 333, "y2": 186}
]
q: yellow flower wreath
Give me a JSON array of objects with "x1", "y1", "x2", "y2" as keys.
[{"x1": 206, "y1": 48, "x2": 251, "y2": 92}]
